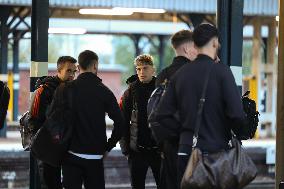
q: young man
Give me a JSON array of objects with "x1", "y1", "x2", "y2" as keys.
[
  {"x1": 155, "y1": 24, "x2": 247, "y2": 188},
  {"x1": 30, "y1": 56, "x2": 77, "y2": 189},
  {"x1": 155, "y1": 29, "x2": 197, "y2": 86},
  {"x1": 120, "y1": 54, "x2": 161, "y2": 189},
  {"x1": 154, "y1": 29, "x2": 197, "y2": 189},
  {"x1": 61, "y1": 50, "x2": 125, "y2": 189}
]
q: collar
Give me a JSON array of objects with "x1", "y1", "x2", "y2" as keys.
[
  {"x1": 196, "y1": 54, "x2": 215, "y2": 62},
  {"x1": 172, "y1": 56, "x2": 190, "y2": 66},
  {"x1": 137, "y1": 77, "x2": 156, "y2": 87},
  {"x1": 77, "y1": 72, "x2": 102, "y2": 82}
]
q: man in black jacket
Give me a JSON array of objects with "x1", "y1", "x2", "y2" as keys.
[
  {"x1": 155, "y1": 29, "x2": 197, "y2": 189},
  {"x1": 155, "y1": 24, "x2": 247, "y2": 188},
  {"x1": 119, "y1": 54, "x2": 160, "y2": 189},
  {"x1": 30, "y1": 56, "x2": 77, "y2": 189},
  {"x1": 61, "y1": 50, "x2": 125, "y2": 189},
  {"x1": 156, "y1": 29, "x2": 197, "y2": 86}
]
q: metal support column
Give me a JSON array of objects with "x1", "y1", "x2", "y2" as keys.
[
  {"x1": 276, "y1": 0, "x2": 284, "y2": 188},
  {"x1": 158, "y1": 35, "x2": 165, "y2": 73},
  {"x1": 217, "y1": 0, "x2": 230, "y2": 66},
  {"x1": 0, "y1": 6, "x2": 11, "y2": 137},
  {"x1": 12, "y1": 31, "x2": 20, "y2": 121},
  {"x1": 229, "y1": 0, "x2": 244, "y2": 91},
  {"x1": 30, "y1": 0, "x2": 49, "y2": 188},
  {"x1": 189, "y1": 13, "x2": 205, "y2": 28},
  {"x1": 132, "y1": 34, "x2": 141, "y2": 73},
  {"x1": 217, "y1": 0, "x2": 243, "y2": 92}
]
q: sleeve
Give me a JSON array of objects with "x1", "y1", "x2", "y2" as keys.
[
  {"x1": 29, "y1": 85, "x2": 51, "y2": 132},
  {"x1": 118, "y1": 88, "x2": 132, "y2": 155},
  {"x1": 155, "y1": 79, "x2": 181, "y2": 142},
  {"x1": 222, "y1": 66, "x2": 246, "y2": 135},
  {"x1": 106, "y1": 90, "x2": 126, "y2": 152}
]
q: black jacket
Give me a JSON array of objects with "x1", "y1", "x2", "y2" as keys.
[
  {"x1": 30, "y1": 76, "x2": 61, "y2": 132},
  {"x1": 156, "y1": 54, "x2": 246, "y2": 154},
  {"x1": 153, "y1": 56, "x2": 190, "y2": 143},
  {"x1": 156, "y1": 56, "x2": 190, "y2": 86},
  {"x1": 119, "y1": 76, "x2": 157, "y2": 155},
  {"x1": 69, "y1": 72, "x2": 125, "y2": 155}
]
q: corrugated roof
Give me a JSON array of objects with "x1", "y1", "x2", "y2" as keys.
[{"x1": 0, "y1": 0, "x2": 279, "y2": 16}]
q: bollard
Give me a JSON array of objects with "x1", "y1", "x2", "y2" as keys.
[{"x1": 280, "y1": 181, "x2": 284, "y2": 189}]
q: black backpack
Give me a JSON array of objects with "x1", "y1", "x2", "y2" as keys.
[
  {"x1": 147, "y1": 80, "x2": 172, "y2": 144},
  {"x1": 19, "y1": 82, "x2": 54, "y2": 150},
  {"x1": 240, "y1": 91, "x2": 260, "y2": 139},
  {"x1": 0, "y1": 81, "x2": 10, "y2": 129}
]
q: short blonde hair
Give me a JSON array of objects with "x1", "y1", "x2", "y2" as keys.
[{"x1": 134, "y1": 54, "x2": 154, "y2": 66}]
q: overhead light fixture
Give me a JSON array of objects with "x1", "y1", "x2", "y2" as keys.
[
  {"x1": 79, "y1": 8, "x2": 133, "y2": 16},
  {"x1": 79, "y1": 7, "x2": 166, "y2": 15},
  {"x1": 48, "y1": 28, "x2": 87, "y2": 34},
  {"x1": 113, "y1": 7, "x2": 166, "y2": 14},
  {"x1": 276, "y1": 16, "x2": 279, "y2": 22}
]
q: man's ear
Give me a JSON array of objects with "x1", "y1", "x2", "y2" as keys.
[
  {"x1": 93, "y1": 62, "x2": 99, "y2": 73},
  {"x1": 152, "y1": 66, "x2": 156, "y2": 76},
  {"x1": 212, "y1": 38, "x2": 218, "y2": 49},
  {"x1": 184, "y1": 43, "x2": 190, "y2": 53}
]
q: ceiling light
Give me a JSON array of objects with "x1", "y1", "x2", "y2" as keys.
[
  {"x1": 79, "y1": 8, "x2": 133, "y2": 16},
  {"x1": 113, "y1": 7, "x2": 166, "y2": 14},
  {"x1": 48, "y1": 28, "x2": 87, "y2": 34}
]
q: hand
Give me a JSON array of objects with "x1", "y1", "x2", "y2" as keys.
[{"x1": 103, "y1": 151, "x2": 109, "y2": 159}]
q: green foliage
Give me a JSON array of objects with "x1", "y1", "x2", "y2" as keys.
[
  {"x1": 112, "y1": 36, "x2": 135, "y2": 84},
  {"x1": 242, "y1": 40, "x2": 253, "y2": 76}
]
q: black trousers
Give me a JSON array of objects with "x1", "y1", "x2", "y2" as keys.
[
  {"x1": 160, "y1": 140, "x2": 178, "y2": 189},
  {"x1": 177, "y1": 155, "x2": 190, "y2": 189},
  {"x1": 62, "y1": 153, "x2": 105, "y2": 189},
  {"x1": 37, "y1": 160, "x2": 62, "y2": 189},
  {"x1": 128, "y1": 150, "x2": 161, "y2": 189}
]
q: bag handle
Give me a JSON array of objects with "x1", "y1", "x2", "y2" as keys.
[{"x1": 192, "y1": 63, "x2": 213, "y2": 148}]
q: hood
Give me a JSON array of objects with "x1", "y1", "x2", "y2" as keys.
[
  {"x1": 126, "y1": 74, "x2": 138, "y2": 85},
  {"x1": 35, "y1": 76, "x2": 61, "y2": 89}
]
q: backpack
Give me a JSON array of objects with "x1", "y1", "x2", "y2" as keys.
[
  {"x1": 0, "y1": 81, "x2": 10, "y2": 129},
  {"x1": 240, "y1": 91, "x2": 260, "y2": 139},
  {"x1": 147, "y1": 80, "x2": 170, "y2": 143},
  {"x1": 19, "y1": 83, "x2": 53, "y2": 150}
]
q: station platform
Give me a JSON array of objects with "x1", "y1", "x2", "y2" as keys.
[{"x1": 0, "y1": 130, "x2": 276, "y2": 189}]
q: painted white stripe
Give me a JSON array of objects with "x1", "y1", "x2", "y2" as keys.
[
  {"x1": 30, "y1": 61, "x2": 48, "y2": 77},
  {"x1": 230, "y1": 66, "x2": 242, "y2": 86},
  {"x1": 0, "y1": 74, "x2": 8, "y2": 82},
  {"x1": 13, "y1": 82, "x2": 20, "y2": 90},
  {"x1": 13, "y1": 74, "x2": 20, "y2": 81}
]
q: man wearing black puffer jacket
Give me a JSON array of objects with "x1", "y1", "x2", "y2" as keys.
[
  {"x1": 119, "y1": 54, "x2": 160, "y2": 189},
  {"x1": 30, "y1": 56, "x2": 77, "y2": 189}
]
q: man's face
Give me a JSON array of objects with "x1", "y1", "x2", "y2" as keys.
[
  {"x1": 136, "y1": 64, "x2": 154, "y2": 83},
  {"x1": 57, "y1": 61, "x2": 77, "y2": 81}
]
